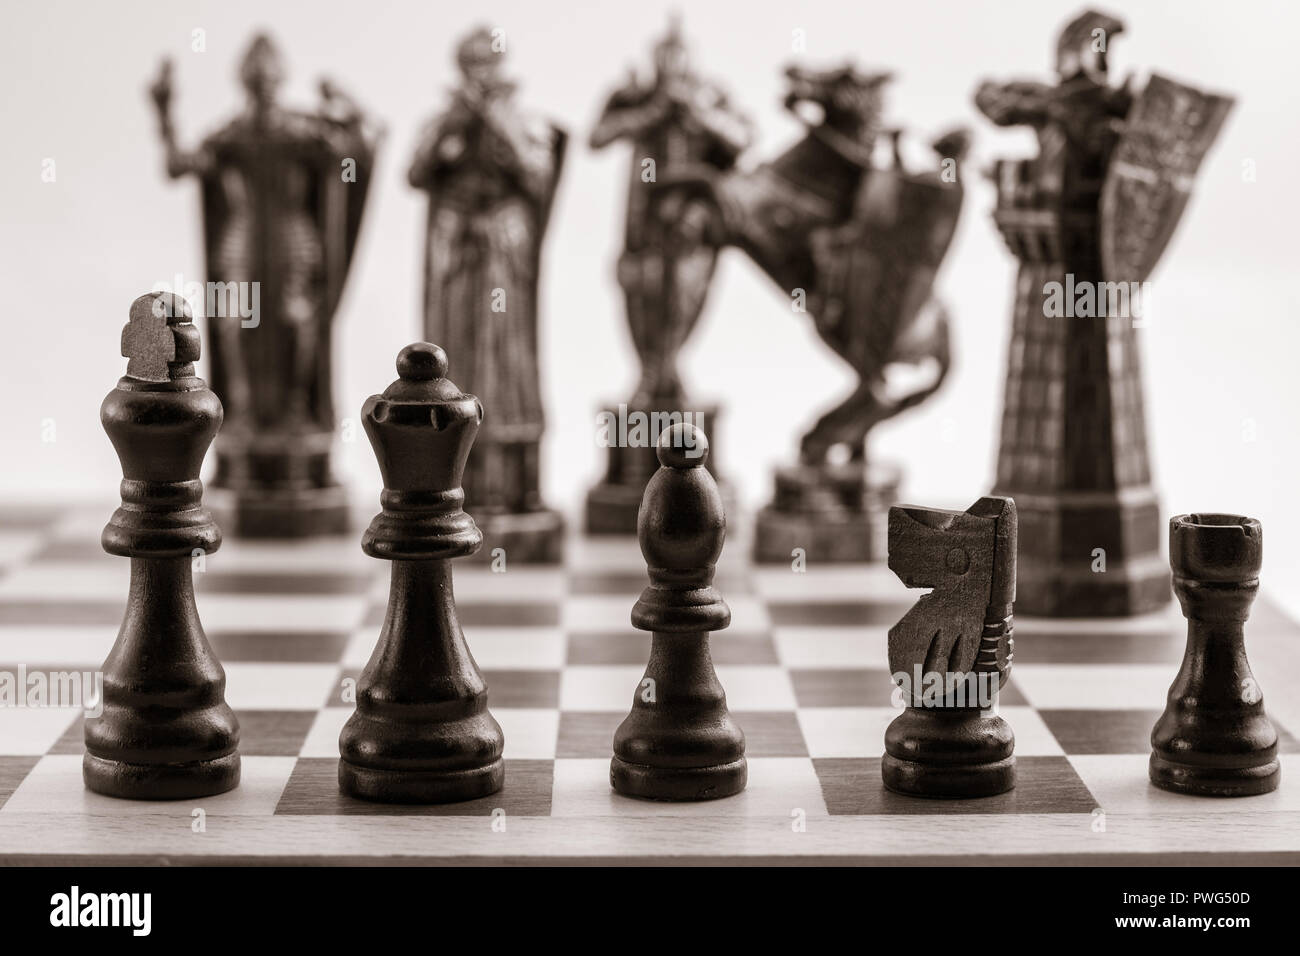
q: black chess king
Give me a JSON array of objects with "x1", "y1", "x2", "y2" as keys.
[
  {"x1": 86, "y1": 292, "x2": 240, "y2": 799},
  {"x1": 976, "y1": 10, "x2": 1233, "y2": 615},
  {"x1": 338, "y1": 343, "x2": 504, "y2": 803}
]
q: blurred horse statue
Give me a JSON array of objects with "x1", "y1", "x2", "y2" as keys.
[{"x1": 655, "y1": 63, "x2": 969, "y2": 466}]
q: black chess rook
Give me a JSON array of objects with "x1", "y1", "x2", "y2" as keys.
[
  {"x1": 338, "y1": 343, "x2": 504, "y2": 804},
  {"x1": 611, "y1": 423, "x2": 746, "y2": 801},
  {"x1": 882, "y1": 496, "x2": 1017, "y2": 798},
  {"x1": 1150, "y1": 514, "x2": 1280, "y2": 797},
  {"x1": 84, "y1": 292, "x2": 240, "y2": 800}
]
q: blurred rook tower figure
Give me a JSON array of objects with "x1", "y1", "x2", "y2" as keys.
[
  {"x1": 975, "y1": 10, "x2": 1233, "y2": 615},
  {"x1": 149, "y1": 33, "x2": 381, "y2": 536},
  {"x1": 409, "y1": 26, "x2": 567, "y2": 562},
  {"x1": 585, "y1": 17, "x2": 753, "y2": 533}
]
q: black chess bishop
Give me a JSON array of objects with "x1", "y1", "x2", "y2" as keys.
[{"x1": 611, "y1": 423, "x2": 746, "y2": 801}]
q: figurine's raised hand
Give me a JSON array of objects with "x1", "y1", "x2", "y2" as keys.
[{"x1": 149, "y1": 58, "x2": 175, "y2": 119}]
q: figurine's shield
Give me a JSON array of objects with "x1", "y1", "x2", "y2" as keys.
[
  {"x1": 807, "y1": 163, "x2": 963, "y2": 376},
  {"x1": 1100, "y1": 74, "x2": 1233, "y2": 283}
]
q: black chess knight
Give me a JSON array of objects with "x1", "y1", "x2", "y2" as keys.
[
  {"x1": 585, "y1": 17, "x2": 753, "y2": 534},
  {"x1": 149, "y1": 33, "x2": 381, "y2": 537},
  {"x1": 976, "y1": 10, "x2": 1234, "y2": 615},
  {"x1": 409, "y1": 27, "x2": 566, "y2": 562},
  {"x1": 883, "y1": 497, "x2": 1017, "y2": 798},
  {"x1": 86, "y1": 293, "x2": 240, "y2": 799},
  {"x1": 650, "y1": 58, "x2": 968, "y2": 562}
]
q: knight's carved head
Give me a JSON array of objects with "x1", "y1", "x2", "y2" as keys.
[
  {"x1": 1056, "y1": 9, "x2": 1124, "y2": 84},
  {"x1": 456, "y1": 26, "x2": 504, "y2": 93},
  {"x1": 239, "y1": 33, "x2": 284, "y2": 108}
]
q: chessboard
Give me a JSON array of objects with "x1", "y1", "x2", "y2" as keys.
[{"x1": 1, "y1": 503, "x2": 1299, "y2": 866}]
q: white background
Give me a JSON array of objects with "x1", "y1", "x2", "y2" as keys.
[{"x1": 1, "y1": 0, "x2": 1297, "y2": 602}]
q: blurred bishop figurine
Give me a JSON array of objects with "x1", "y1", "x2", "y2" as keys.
[
  {"x1": 611, "y1": 423, "x2": 746, "y2": 801},
  {"x1": 86, "y1": 293, "x2": 240, "y2": 799},
  {"x1": 409, "y1": 27, "x2": 566, "y2": 562},
  {"x1": 339, "y1": 343, "x2": 504, "y2": 803},
  {"x1": 975, "y1": 10, "x2": 1233, "y2": 615},
  {"x1": 149, "y1": 33, "x2": 381, "y2": 537},
  {"x1": 585, "y1": 17, "x2": 753, "y2": 533}
]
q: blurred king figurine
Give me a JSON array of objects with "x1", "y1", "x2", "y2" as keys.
[
  {"x1": 149, "y1": 33, "x2": 381, "y2": 536},
  {"x1": 584, "y1": 17, "x2": 753, "y2": 533},
  {"x1": 409, "y1": 26, "x2": 567, "y2": 562}
]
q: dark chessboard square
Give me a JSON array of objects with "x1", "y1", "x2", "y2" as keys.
[
  {"x1": 767, "y1": 600, "x2": 911, "y2": 628},
  {"x1": 48, "y1": 713, "x2": 86, "y2": 755},
  {"x1": 566, "y1": 631, "x2": 778, "y2": 666},
  {"x1": 0, "y1": 757, "x2": 41, "y2": 810},
  {"x1": 275, "y1": 757, "x2": 553, "y2": 816},
  {"x1": 231, "y1": 710, "x2": 317, "y2": 756},
  {"x1": 197, "y1": 571, "x2": 372, "y2": 596},
  {"x1": 1039, "y1": 708, "x2": 1300, "y2": 755},
  {"x1": 1012, "y1": 631, "x2": 1184, "y2": 665},
  {"x1": 557, "y1": 710, "x2": 807, "y2": 758},
  {"x1": 362, "y1": 602, "x2": 559, "y2": 629},
  {"x1": 329, "y1": 668, "x2": 560, "y2": 709},
  {"x1": 482, "y1": 670, "x2": 560, "y2": 708},
  {"x1": 31, "y1": 540, "x2": 108, "y2": 562},
  {"x1": 207, "y1": 629, "x2": 350, "y2": 663},
  {"x1": 790, "y1": 669, "x2": 897, "y2": 708},
  {"x1": 814, "y1": 756, "x2": 1097, "y2": 815},
  {"x1": 0, "y1": 601, "x2": 120, "y2": 626},
  {"x1": 0, "y1": 506, "x2": 62, "y2": 531},
  {"x1": 569, "y1": 569, "x2": 751, "y2": 596}
]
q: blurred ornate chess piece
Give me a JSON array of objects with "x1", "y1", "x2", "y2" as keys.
[
  {"x1": 149, "y1": 33, "x2": 381, "y2": 537},
  {"x1": 410, "y1": 27, "x2": 566, "y2": 562},
  {"x1": 976, "y1": 9, "x2": 1233, "y2": 615},
  {"x1": 654, "y1": 60, "x2": 967, "y2": 561},
  {"x1": 585, "y1": 17, "x2": 753, "y2": 534}
]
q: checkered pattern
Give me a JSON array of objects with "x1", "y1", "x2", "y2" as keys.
[{"x1": 1, "y1": 505, "x2": 1298, "y2": 860}]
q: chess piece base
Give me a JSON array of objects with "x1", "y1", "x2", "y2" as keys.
[
  {"x1": 997, "y1": 489, "x2": 1170, "y2": 617},
  {"x1": 339, "y1": 758, "x2": 505, "y2": 805},
  {"x1": 610, "y1": 756, "x2": 747, "y2": 802},
  {"x1": 463, "y1": 508, "x2": 565, "y2": 564},
  {"x1": 753, "y1": 461, "x2": 899, "y2": 564},
  {"x1": 1148, "y1": 754, "x2": 1279, "y2": 798},
  {"x1": 82, "y1": 752, "x2": 241, "y2": 801},
  {"x1": 882, "y1": 707, "x2": 1015, "y2": 798},
  {"x1": 209, "y1": 485, "x2": 350, "y2": 539}
]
